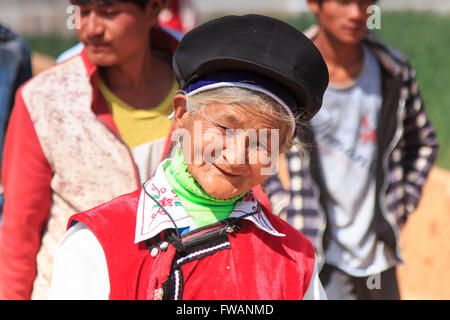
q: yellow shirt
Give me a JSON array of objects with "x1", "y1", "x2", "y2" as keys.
[{"x1": 98, "y1": 78, "x2": 178, "y2": 149}]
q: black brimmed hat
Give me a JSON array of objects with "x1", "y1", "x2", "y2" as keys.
[{"x1": 172, "y1": 14, "x2": 329, "y2": 121}]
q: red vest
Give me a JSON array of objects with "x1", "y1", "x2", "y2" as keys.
[{"x1": 69, "y1": 188, "x2": 316, "y2": 300}]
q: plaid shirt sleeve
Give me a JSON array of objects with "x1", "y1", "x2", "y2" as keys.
[
  {"x1": 266, "y1": 149, "x2": 325, "y2": 254},
  {"x1": 386, "y1": 64, "x2": 439, "y2": 228}
]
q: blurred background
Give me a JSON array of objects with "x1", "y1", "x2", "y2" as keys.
[{"x1": 0, "y1": 0, "x2": 449, "y2": 299}]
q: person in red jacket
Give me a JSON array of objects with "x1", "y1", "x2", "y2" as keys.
[
  {"x1": 49, "y1": 14, "x2": 330, "y2": 300},
  {"x1": 0, "y1": 0, "x2": 179, "y2": 300}
]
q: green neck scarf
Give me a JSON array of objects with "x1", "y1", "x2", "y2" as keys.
[{"x1": 163, "y1": 151, "x2": 245, "y2": 228}]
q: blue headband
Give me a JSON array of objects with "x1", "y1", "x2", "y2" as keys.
[{"x1": 185, "y1": 71, "x2": 297, "y2": 113}]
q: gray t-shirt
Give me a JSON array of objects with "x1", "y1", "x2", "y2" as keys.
[{"x1": 311, "y1": 45, "x2": 398, "y2": 277}]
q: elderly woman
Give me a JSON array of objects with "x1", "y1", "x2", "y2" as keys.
[{"x1": 49, "y1": 14, "x2": 329, "y2": 300}]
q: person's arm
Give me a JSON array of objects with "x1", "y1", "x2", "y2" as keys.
[
  {"x1": 49, "y1": 222, "x2": 110, "y2": 300},
  {"x1": 302, "y1": 258, "x2": 327, "y2": 300},
  {"x1": 400, "y1": 65, "x2": 439, "y2": 220},
  {"x1": 0, "y1": 88, "x2": 53, "y2": 299}
]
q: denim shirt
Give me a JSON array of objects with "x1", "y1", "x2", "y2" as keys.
[{"x1": 0, "y1": 25, "x2": 33, "y2": 222}]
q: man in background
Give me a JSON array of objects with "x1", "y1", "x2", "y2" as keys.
[
  {"x1": 267, "y1": 0, "x2": 438, "y2": 299},
  {"x1": 0, "y1": 0, "x2": 180, "y2": 299}
]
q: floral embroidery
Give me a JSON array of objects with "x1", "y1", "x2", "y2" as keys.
[
  {"x1": 151, "y1": 196, "x2": 183, "y2": 217},
  {"x1": 160, "y1": 197, "x2": 174, "y2": 207}
]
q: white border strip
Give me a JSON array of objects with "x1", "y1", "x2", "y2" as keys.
[{"x1": 176, "y1": 241, "x2": 231, "y2": 265}]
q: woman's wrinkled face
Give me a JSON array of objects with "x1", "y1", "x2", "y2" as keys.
[{"x1": 173, "y1": 95, "x2": 285, "y2": 199}]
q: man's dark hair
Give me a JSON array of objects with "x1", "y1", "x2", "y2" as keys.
[
  {"x1": 70, "y1": 0, "x2": 163, "y2": 10},
  {"x1": 313, "y1": 0, "x2": 378, "y2": 4}
]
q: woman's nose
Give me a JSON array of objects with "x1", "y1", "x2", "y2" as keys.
[{"x1": 222, "y1": 133, "x2": 249, "y2": 165}]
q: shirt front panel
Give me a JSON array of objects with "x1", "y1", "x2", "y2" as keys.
[
  {"x1": 311, "y1": 45, "x2": 398, "y2": 276},
  {"x1": 98, "y1": 78, "x2": 176, "y2": 149},
  {"x1": 98, "y1": 79, "x2": 177, "y2": 180}
]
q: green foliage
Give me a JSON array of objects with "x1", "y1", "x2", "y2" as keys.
[
  {"x1": 24, "y1": 34, "x2": 79, "y2": 59},
  {"x1": 286, "y1": 11, "x2": 450, "y2": 169}
]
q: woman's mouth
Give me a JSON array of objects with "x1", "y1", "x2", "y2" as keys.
[{"x1": 213, "y1": 164, "x2": 241, "y2": 177}]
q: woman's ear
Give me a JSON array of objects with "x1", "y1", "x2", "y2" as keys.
[{"x1": 172, "y1": 94, "x2": 188, "y2": 129}]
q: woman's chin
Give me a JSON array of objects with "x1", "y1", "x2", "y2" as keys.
[
  {"x1": 189, "y1": 164, "x2": 253, "y2": 199},
  {"x1": 202, "y1": 184, "x2": 246, "y2": 200},
  {"x1": 206, "y1": 189, "x2": 237, "y2": 199}
]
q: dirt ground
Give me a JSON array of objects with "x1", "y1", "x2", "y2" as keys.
[
  {"x1": 31, "y1": 53, "x2": 449, "y2": 300},
  {"x1": 397, "y1": 167, "x2": 450, "y2": 300}
]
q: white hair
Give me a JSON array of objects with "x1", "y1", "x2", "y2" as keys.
[{"x1": 185, "y1": 86, "x2": 298, "y2": 149}]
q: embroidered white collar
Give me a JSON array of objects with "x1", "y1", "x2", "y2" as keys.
[{"x1": 135, "y1": 161, "x2": 285, "y2": 243}]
